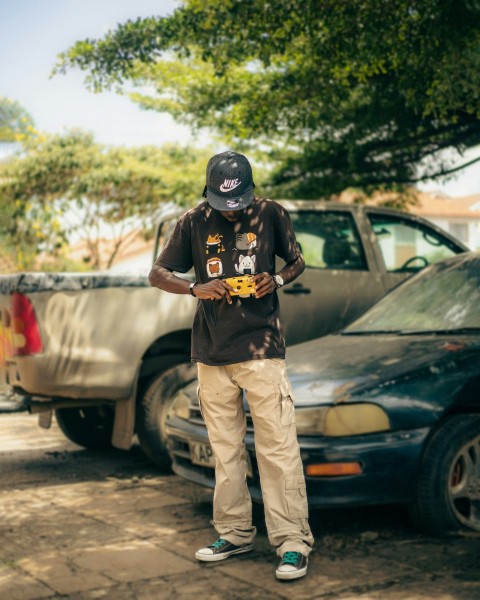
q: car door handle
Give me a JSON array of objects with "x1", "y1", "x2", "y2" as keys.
[{"x1": 283, "y1": 283, "x2": 311, "y2": 295}]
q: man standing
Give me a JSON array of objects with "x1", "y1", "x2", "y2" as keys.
[{"x1": 149, "y1": 151, "x2": 314, "y2": 580}]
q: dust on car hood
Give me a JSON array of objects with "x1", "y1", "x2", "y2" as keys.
[
  {"x1": 180, "y1": 334, "x2": 478, "y2": 412},
  {"x1": 286, "y1": 333, "x2": 480, "y2": 407}
]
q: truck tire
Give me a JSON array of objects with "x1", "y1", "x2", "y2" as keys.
[
  {"x1": 55, "y1": 405, "x2": 115, "y2": 450},
  {"x1": 409, "y1": 414, "x2": 480, "y2": 536},
  {"x1": 136, "y1": 362, "x2": 196, "y2": 470}
]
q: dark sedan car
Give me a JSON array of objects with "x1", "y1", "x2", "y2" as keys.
[{"x1": 165, "y1": 252, "x2": 480, "y2": 536}]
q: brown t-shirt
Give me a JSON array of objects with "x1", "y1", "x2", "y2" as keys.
[{"x1": 156, "y1": 197, "x2": 300, "y2": 365}]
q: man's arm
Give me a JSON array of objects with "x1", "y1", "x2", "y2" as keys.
[
  {"x1": 149, "y1": 264, "x2": 234, "y2": 303},
  {"x1": 253, "y1": 254, "x2": 305, "y2": 299}
]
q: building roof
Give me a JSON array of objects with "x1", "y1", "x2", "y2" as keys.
[{"x1": 412, "y1": 192, "x2": 480, "y2": 219}]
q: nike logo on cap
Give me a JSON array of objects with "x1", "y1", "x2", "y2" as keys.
[{"x1": 220, "y1": 178, "x2": 241, "y2": 192}]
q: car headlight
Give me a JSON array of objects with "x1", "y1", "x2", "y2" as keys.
[
  {"x1": 295, "y1": 403, "x2": 390, "y2": 436},
  {"x1": 167, "y1": 389, "x2": 191, "y2": 421}
]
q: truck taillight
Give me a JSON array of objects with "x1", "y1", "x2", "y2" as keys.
[{"x1": 11, "y1": 293, "x2": 43, "y2": 356}]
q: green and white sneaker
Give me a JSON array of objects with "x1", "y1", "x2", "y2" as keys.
[
  {"x1": 195, "y1": 538, "x2": 254, "y2": 562},
  {"x1": 276, "y1": 551, "x2": 308, "y2": 580}
]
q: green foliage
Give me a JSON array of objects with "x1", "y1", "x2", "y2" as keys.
[
  {"x1": 0, "y1": 97, "x2": 36, "y2": 143},
  {"x1": 0, "y1": 130, "x2": 213, "y2": 270},
  {"x1": 55, "y1": 0, "x2": 480, "y2": 198}
]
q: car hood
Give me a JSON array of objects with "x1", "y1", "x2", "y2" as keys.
[{"x1": 286, "y1": 333, "x2": 480, "y2": 407}]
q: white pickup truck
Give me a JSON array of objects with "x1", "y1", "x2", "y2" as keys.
[{"x1": 0, "y1": 201, "x2": 467, "y2": 468}]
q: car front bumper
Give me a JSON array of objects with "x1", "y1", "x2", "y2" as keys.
[{"x1": 166, "y1": 416, "x2": 431, "y2": 508}]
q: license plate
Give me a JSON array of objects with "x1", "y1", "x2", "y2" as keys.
[
  {"x1": 189, "y1": 441, "x2": 253, "y2": 477},
  {"x1": 189, "y1": 441, "x2": 216, "y2": 468}
]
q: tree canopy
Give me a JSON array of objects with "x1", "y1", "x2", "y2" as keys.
[
  {"x1": 0, "y1": 130, "x2": 213, "y2": 269},
  {"x1": 0, "y1": 97, "x2": 36, "y2": 144},
  {"x1": 55, "y1": 0, "x2": 480, "y2": 198}
]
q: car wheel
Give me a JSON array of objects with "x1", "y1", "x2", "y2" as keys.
[
  {"x1": 410, "y1": 414, "x2": 480, "y2": 536},
  {"x1": 55, "y1": 405, "x2": 115, "y2": 450},
  {"x1": 136, "y1": 362, "x2": 196, "y2": 470}
]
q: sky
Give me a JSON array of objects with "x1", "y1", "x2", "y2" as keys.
[
  {"x1": 0, "y1": 0, "x2": 194, "y2": 147},
  {"x1": 1, "y1": 0, "x2": 480, "y2": 198}
]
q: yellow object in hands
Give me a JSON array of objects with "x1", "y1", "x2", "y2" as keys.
[{"x1": 225, "y1": 275, "x2": 256, "y2": 296}]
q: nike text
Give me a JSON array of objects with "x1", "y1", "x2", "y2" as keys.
[{"x1": 220, "y1": 178, "x2": 242, "y2": 192}]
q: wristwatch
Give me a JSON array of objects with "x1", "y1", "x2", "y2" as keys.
[
  {"x1": 189, "y1": 282, "x2": 198, "y2": 296},
  {"x1": 273, "y1": 274, "x2": 284, "y2": 289}
]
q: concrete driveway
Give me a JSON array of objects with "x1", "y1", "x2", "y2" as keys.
[{"x1": 0, "y1": 414, "x2": 478, "y2": 599}]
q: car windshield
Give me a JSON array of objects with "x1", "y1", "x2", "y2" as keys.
[{"x1": 345, "y1": 255, "x2": 480, "y2": 333}]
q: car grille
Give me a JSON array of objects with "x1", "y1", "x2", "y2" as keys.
[
  {"x1": 169, "y1": 435, "x2": 216, "y2": 478},
  {"x1": 168, "y1": 433, "x2": 259, "y2": 480},
  {"x1": 188, "y1": 406, "x2": 255, "y2": 432}
]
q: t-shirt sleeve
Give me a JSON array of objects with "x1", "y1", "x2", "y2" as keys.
[
  {"x1": 154, "y1": 213, "x2": 193, "y2": 273},
  {"x1": 273, "y1": 203, "x2": 301, "y2": 262}
]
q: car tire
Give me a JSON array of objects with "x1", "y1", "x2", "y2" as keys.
[
  {"x1": 410, "y1": 414, "x2": 480, "y2": 536},
  {"x1": 55, "y1": 405, "x2": 115, "y2": 450},
  {"x1": 136, "y1": 362, "x2": 196, "y2": 470}
]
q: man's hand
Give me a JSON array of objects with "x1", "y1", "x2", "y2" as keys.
[
  {"x1": 193, "y1": 280, "x2": 234, "y2": 304},
  {"x1": 253, "y1": 272, "x2": 276, "y2": 299}
]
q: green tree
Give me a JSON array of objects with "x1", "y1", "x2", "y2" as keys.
[
  {"x1": 55, "y1": 0, "x2": 480, "y2": 199},
  {"x1": 0, "y1": 130, "x2": 212, "y2": 270},
  {"x1": 0, "y1": 98, "x2": 39, "y2": 271},
  {"x1": 0, "y1": 96, "x2": 36, "y2": 143}
]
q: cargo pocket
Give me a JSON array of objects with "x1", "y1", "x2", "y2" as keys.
[
  {"x1": 277, "y1": 382, "x2": 295, "y2": 428},
  {"x1": 285, "y1": 474, "x2": 308, "y2": 518},
  {"x1": 196, "y1": 385, "x2": 206, "y2": 422}
]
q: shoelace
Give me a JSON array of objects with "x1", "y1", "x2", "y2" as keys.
[
  {"x1": 281, "y1": 551, "x2": 302, "y2": 566},
  {"x1": 211, "y1": 538, "x2": 228, "y2": 550}
]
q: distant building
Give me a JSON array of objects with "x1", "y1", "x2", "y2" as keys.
[
  {"x1": 68, "y1": 229, "x2": 155, "y2": 275},
  {"x1": 107, "y1": 233, "x2": 155, "y2": 275},
  {"x1": 410, "y1": 192, "x2": 480, "y2": 250}
]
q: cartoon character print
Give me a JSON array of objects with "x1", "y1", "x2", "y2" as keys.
[
  {"x1": 234, "y1": 254, "x2": 257, "y2": 298},
  {"x1": 206, "y1": 234, "x2": 225, "y2": 255},
  {"x1": 206, "y1": 257, "x2": 224, "y2": 278},
  {"x1": 236, "y1": 232, "x2": 257, "y2": 250},
  {"x1": 235, "y1": 254, "x2": 257, "y2": 276}
]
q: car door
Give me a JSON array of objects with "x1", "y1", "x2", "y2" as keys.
[
  {"x1": 363, "y1": 210, "x2": 466, "y2": 292},
  {"x1": 279, "y1": 208, "x2": 387, "y2": 345}
]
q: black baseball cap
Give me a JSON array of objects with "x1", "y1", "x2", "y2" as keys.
[{"x1": 203, "y1": 151, "x2": 255, "y2": 211}]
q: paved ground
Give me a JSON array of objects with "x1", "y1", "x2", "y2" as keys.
[{"x1": 0, "y1": 413, "x2": 479, "y2": 600}]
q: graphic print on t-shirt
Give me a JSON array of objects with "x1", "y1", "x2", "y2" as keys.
[
  {"x1": 206, "y1": 234, "x2": 225, "y2": 254},
  {"x1": 206, "y1": 256, "x2": 224, "y2": 278},
  {"x1": 235, "y1": 254, "x2": 257, "y2": 275},
  {"x1": 156, "y1": 197, "x2": 299, "y2": 364},
  {"x1": 235, "y1": 232, "x2": 257, "y2": 250}
]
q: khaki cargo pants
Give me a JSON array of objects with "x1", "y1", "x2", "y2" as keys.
[{"x1": 197, "y1": 358, "x2": 314, "y2": 557}]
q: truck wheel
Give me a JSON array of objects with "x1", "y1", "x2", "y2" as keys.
[
  {"x1": 409, "y1": 414, "x2": 480, "y2": 536},
  {"x1": 136, "y1": 362, "x2": 196, "y2": 470},
  {"x1": 55, "y1": 405, "x2": 114, "y2": 450}
]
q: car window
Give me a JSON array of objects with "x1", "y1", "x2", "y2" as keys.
[
  {"x1": 347, "y1": 256, "x2": 480, "y2": 333},
  {"x1": 368, "y1": 214, "x2": 459, "y2": 273},
  {"x1": 290, "y1": 211, "x2": 367, "y2": 270}
]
